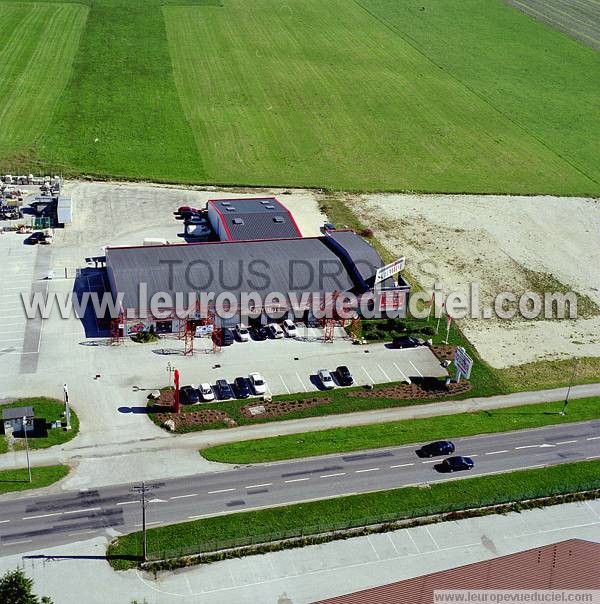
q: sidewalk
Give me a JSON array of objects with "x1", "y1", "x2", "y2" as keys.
[{"x1": 1, "y1": 382, "x2": 598, "y2": 492}]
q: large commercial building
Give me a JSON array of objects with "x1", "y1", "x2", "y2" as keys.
[{"x1": 104, "y1": 198, "x2": 410, "y2": 333}]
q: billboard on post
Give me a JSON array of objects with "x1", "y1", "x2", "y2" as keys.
[
  {"x1": 375, "y1": 257, "x2": 405, "y2": 285},
  {"x1": 377, "y1": 289, "x2": 407, "y2": 313},
  {"x1": 454, "y1": 346, "x2": 474, "y2": 380}
]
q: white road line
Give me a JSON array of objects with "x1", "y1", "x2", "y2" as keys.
[
  {"x1": 390, "y1": 463, "x2": 414, "y2": 468},
  {"x1": 406, "y1": 529, "x2": 420, "y2": 553},
  {"x1": 555, "y1": 440, "x2": 577, "y2": 445},
  {"x1": 279, "y1": 374, "x2": 290, "y2": 394},
  {"x1": 421, "y1": 460, "x2": 437, "y2": 464},
  {"x1": 284, "y1": 477, "x2": 310, "y2": 483},
  {"x1": 0, "y1": 520, "x2": 10, "y2": 524},
  {"x1": 387, "y1": 533, "x2": 399, "y2": 555},
  {"x1": 296, "y1": 372, "x2": 308, "y2": 392},
  {"x1": 3, "y1": 539, "x2": 32, "y2": 546},
  {"x1": 409, "y1": 360, "x2": 423, "y2": 378},
  {"x1": 320, "y1": 473, "x2": 346, "y2": 478},
  {"x1": 586, "y1": 455, "x2": 600, "y2": 460},
  {"x1": 469, "y1": 454, "x2": 479, "y2": 458},
  {"x1": 355, "y1": 467, "x2": 379, "y2": 473},
  {"x1": 207, "y1": 488, "x2": 236, "y2": 494},
  {"x1": 135, "y1": 521, "x2": 162, "y2": 527},
  {"x1": 514, "y1": 445, "x2": 540, "y2": 450},
  {"x1": 170, "y1": 493, "x2": 198, "y2": 500},
  {"x1": 587, "y1": 436, "x2": 600, "y2": 441},
  {"x1": 245, "y1": 483, "x2": 272, "y2": 489},
  {"x1": 361, "y1": 366, "x2": 375, "y2": 384},
  {"x1": 68, "y1": 530, "x2": 98, "y2": 536},
  {"x1": 23, "y1": 512, "x2": 62, "y2": 520},
  {"x1": 116, "y1": 501, "x2": 137, "y2": 506},
  {"x1": 377, "y1": 364, "x2": 391, "y2": 382},
  {"x1": 64, "y1": 507, "x2": 100, "y2": 515},
  {"x1": 393, "y1": 362, "x2": 411, "y2": 384},
  {"x1": 486, "y1": 450, "x2": 509, "y2": 455},
  {"x1": 366, "y1": 535, "x2": 380, "y2": 559}
]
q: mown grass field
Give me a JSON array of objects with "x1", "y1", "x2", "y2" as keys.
[
  {"x1": 0, "y1": 1, "x2": 87, "y2": 164},
  {"x1": 1, "y1": 0, "x2": 598, "y2": 195},
  {"x1": 108, "y1": 460, "x2": 600, "y2": 569},
  {"x1": 0, "y1": 465, "x2": 69, "y2": 494},
  {"x1": 202, "y1": 396, "x2": 600, "y2": 464}
]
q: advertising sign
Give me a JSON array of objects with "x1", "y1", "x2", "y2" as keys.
[
  {"x1": 454, "y1": 346, "x2": 474, "y2": 380},
  {"x1": 375, "y1": 257, "x2": 406, "y2": 285},
  {"x1": 377, "y1": 289, "x2": 407, "y2": 313}
]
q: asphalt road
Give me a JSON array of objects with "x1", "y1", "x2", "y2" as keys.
[{"x1": 1, "y1": 420, "x2": 599, "y2": 556}]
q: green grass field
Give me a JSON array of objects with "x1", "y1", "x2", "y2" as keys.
[
  {"x1": 1, "y1": 0, "x2": 598, "y2": 194},
  {"x1": 0, "y1": 2, "x2": 88, "y2": 164},
  {"x1": 202, "y1": 396, "x2": 600, "y2": 464},
  {"x1": 0, "y1": 465, "x2": 69, "y2": 494}
]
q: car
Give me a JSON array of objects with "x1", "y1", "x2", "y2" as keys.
[
  {"x1": 418, "y1": 441, "x2": 455, "y2": 457},
  {"x1": 391, "y1": 336, "x2": 423, "y2": 349},
  {"x1": 215, "y1": 379, "x2": 234, "y2": 400},
  {"x1": 216, "y1": 328, "x2": 235, "y2": 346},
  {"x1": 282, "y1": 319, "x2": 298, "y2": 337},
  {"x1": 336, "y1": 365, "x2": 354, "y2": 386},
  {"x1": 179, "y1": 384, "x2": 200, "y2": 405},
  {"x1": 177, "y1": 205, "x2": 199, "y2": 215},
  {"x1": 186, "y1": 224, "x2": 211, "y2": 238},
  {"x1": 267, "y1": 323, "x2": 284, "y2": 339},
  {"x1": 233, "y1": 377, "x2": 251, "y2": 398},
  {"x1": 440, "y1": 456, "x2": 474, "y2": 472},
  {"x1": 250, "y1": 326, "x2": 269, "y2": 341},
  {"x1": 248, "y1": 372, "x2": 267, "y2": 395},
  {"x1": 318, "y1": 369, "x2": 335, "y2": 389},
  {"x1": 24, "y1": 231, "x2": 45, "y2": 245},
  {"x1": 235, "y1": 323, "x2": 250, "y2": 342},
  {"x1": 199, "y1": 383, "x2": 214, "y2": 402}
]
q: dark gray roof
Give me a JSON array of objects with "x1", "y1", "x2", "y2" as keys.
[
  {"x1": 2, "y1": 406, "x2": 34, "y2": 420},
  {"x1": 106, "y1": 233, "x2": 386, "y2": 311},
  {"x1": 208, "y1": 197, "x2": 301, "y2": 241}
]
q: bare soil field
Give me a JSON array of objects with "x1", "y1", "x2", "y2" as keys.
[
  {"x1": 503, "y1": 0, "x2": 600, "y2": 51},
  {"x1": 355, "y1": 194, "x2": 600, "y2": 369}
]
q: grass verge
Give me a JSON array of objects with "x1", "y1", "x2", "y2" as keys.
[
  {"x1": 107, "y1": 459, "x2": 600, "y2": 570},
  {"x1": 0, "y1": 398, "x2": 79, "y2": 455},
  {"x1": 0, "y1": 465, "x2": 70, "y2": 495},
  {"x1": 202, "y1": 396, "x2": 600, "y2": 463}
]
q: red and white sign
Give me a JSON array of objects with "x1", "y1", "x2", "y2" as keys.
[
  {"x1": 377, "y1": 289, "x2": 407, "y2": 312},
  {"x1": 454, "y1": 346, "x2": 474, "y2": 380}
]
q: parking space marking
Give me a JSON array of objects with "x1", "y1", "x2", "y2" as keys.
[
  {"x1": 361, "y1": 366, "x2": 375, "y2": 384},
  {"x1": 296, "y1": 372, "x2": 308, "y2": 392},
  {"x1": 279, "y1": 375, "x2": 290, "y2": 394},
  {"x1": 377, "y1": 364, "x2": 392, "y2": 382},
  {"x1": 409, "y1": 360, "x2": 423, "y2": 378},
  {"x1": 393, "y1": 362, "x2": 411, "y2": 384},
  {"x1": 285, "y1": 478, "x2": 310, "y2": 483}
]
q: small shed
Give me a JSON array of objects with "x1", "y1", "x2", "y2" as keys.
[{"x1": 2, "y1": 406, "x2": 35, "y2": 433}]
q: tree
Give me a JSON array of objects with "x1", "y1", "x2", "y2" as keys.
[{"x1": 0, "y1": 568, "x2": 53, "y2": 604}]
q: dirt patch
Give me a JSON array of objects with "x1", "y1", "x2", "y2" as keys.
[
  {"x1": 154, "y1": 409, "x2": 234, "y2": 429},
  {"x1": 355, "y1": 193, "x2": 600, "y2": 368},
  {"x1": 240, "y1": 397, "x2": 330, "y2": 419},
  {"x1": 349, "y1": 380, "x2": 470, "y2": 399},
  {"x1": 430, "y1": 345, "x2": 456, "y2": 362}
]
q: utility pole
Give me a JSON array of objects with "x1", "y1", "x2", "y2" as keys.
[
  {"x1": 23, "y1": 416, "x2": 32, "y2": 483},
  {"x1": 63, "y1": 383, "x2": 71, "y2": 430},
  {"x1": 131, "y1": 482, "x2": 160, "y2": 562},
  {"x1": 560, "y1": 357, "x2": 579, "y2": 416}
]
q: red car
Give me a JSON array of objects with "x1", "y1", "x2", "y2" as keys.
[{"x1": 176, "y1": 206, "x2": 199, "y2": 218}]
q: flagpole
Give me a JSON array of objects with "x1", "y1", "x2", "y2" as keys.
[{"x1": 444, "y1": 314, "x2": 452, "y2": 345}]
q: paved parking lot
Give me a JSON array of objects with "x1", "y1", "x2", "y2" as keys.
[
  {"x1": 0, "y1": 231, "x2": 48, "y2": 373},
  {"x1": 172, "y1": 330, "x2": 446, "y2": 397}
]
